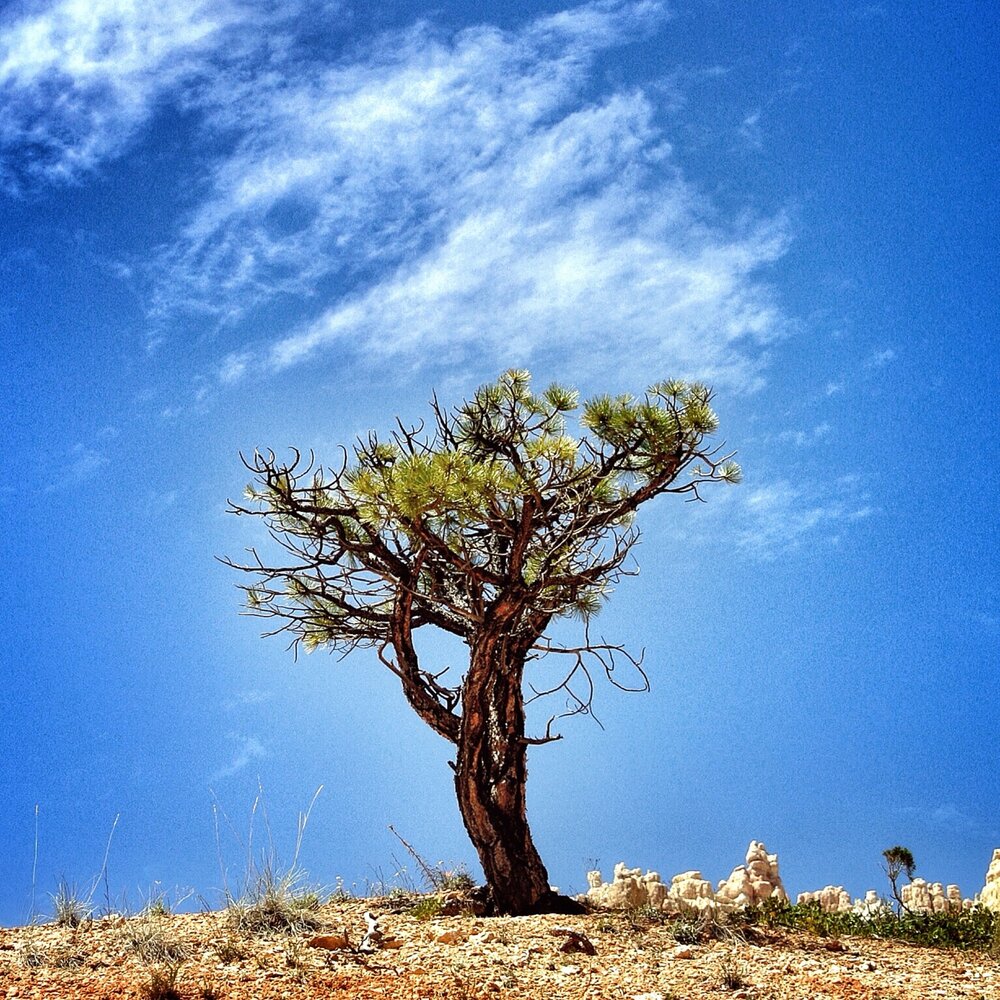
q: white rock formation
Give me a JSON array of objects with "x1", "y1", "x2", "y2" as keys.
[
  {"x1": 585, "y1": 845, "x2": 1000, "y2": 916},
  {"x1": 854, "y1": 889, "x2": 892, "y2": 919},
  {"x1": 585, "y1": 841, "x2": 787, "y2": 914},
  {"x1": 797, "y1": 886, "x2": 852, "y2": 912},
  {"x1": 585, "y1": 863, "x2": 661, "y2": 910},
  {"x1": 798, "y1": 880, "x2": 973, "y2": 916},
  {"x1": 901, "y1": 878, "x2": 971, "y2": 914},
  {"x1": 667, "y1": 871, "x2": 717, "y2": 913},
  {"x1": 980, "y1": 848, "x2": 1000, "y2": 912},
  {"x1": 715, "y1": 841, "x2": 789, "y2": 909}
]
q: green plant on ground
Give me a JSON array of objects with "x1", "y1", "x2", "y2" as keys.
[
  {"x1": 43, "y1": 813, "x2": 121, "y2": 925},
  {"x1": 141, "y1": 962, "x2": 183, "y2": 1000},
  {"x1": 50, "y1": 948, "x2": 85, "y2": 969},
  {"x1": 672, "y1": 913, "x2": 702, "y2": 944},
  {"x1": 753, "y1": 898, "x2": 997, "y2": 950},
  {"x1": 195, "y1": 980, "x2": 224, "y2": 1000},
  {"x1": 228, "y1": 861, "x2": 324, "y2": 935},
  {"x1": 620, "y1": 904, "x2": 670, "y2": 933},
  {"x1": 18, "y1": 944, "x2": 47, "y2": 968},
  {"x1": 214, "y1": 935, "x2": 248, "y2": 963},
  {"x1": 119, "y1": 910, "x2": 188, "y2": 963},
  {"x1": 51, "y1": 878, "x2": 93, "y2": 927},
  {"x1": 718, "y1": 953, "x2": 747, "y2": 990},
  {"x1": 216, "y1": 784, "x2": 326, "y2": 935},
  {"x1": 407, "y1": 895, "x2": 444, "y2": 921}
]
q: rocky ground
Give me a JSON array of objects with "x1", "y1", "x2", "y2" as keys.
[{"x1": 1, "y1": 894, "x2": 997, "y2": 999}]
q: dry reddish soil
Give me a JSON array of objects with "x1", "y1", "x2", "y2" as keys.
[{"x1": 1, "y1": 895, "x2": 997, "y2": 999}]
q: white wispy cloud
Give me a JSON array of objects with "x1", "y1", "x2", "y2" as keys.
[
  {"x1": 223, "y1": 689, "x2": 273, "y2": 710},
  {"x1": 735, "y1": 477, "x2": 874, "y2": 558},
  {"x1": 0, "y1": 0, "x2": 266, "y2": 186},
  {"x1": 210, "y1": 733, "x2": 266, "y2": 782},
  {"x1": 44, "y1": 428, "x2": 118, "y2": 491},
  {"x1": 866, "y1": 347, "x2": 896, "y2": 368},
  {"x1": 3, "y1": 0, "x2": 792, "y2": 390},
  {"x1": 659, "y1": 471, "x2": 874, "y2": 559},
  {"x1": 899, "y1": 802, "x2": 992, "y2": 837},
  {"x1": 147, "y1": 0, "x2": 788, "y2": 390},
  {"x1": 218, "y1": 350, "x2": 252, "y2": 384},
  {"x1": 772, "y1": 422, "x2": 832, "y2": 447},
  {"x1": 66, "y1": 443, "x2": 109, "y2": 481}
]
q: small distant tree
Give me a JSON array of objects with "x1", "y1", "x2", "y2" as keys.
[
  {"x1": 883, "y1": 845, "x2": 916, "y2": 914},
  {"x1": 225, "y1": 370, "x2": 740, "y2": 915}
]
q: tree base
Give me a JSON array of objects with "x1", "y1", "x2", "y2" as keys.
[{"x1": 475, "y1": 886, "x2": 588, "y2": 917}]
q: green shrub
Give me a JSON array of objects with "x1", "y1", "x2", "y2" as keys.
[
  {"x1": 228, "y1": 864, "x2": 324, "y2": 935},
  {"x1": 51, "y1": 879, "x2": 92, "y2": 927},
  {"x1": 141, "y1": 963, "x2": 182, "y2": 1000},
  {"x1": 755, "y1": 899, "x2": 996, "y2": 950},
  {"x1": 407, "y1": 895, "x2": 444, "y2": 921}
]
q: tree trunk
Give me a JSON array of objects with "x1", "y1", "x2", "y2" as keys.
[{"x1": 453, "y1": 626, "x2": 553, "y2": 915}]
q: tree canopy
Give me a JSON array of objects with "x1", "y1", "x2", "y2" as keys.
[{"x1": 227, "y1": 370, "x2": 740, "y2": 913}]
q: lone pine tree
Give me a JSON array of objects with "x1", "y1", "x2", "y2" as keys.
[{"x1": 226, "y1": 370, "x2": 741, "y2": 915}]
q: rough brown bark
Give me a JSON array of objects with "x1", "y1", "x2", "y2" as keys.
[{"x1": 453, "y1": 622, "x2": 552, "y2": 915}]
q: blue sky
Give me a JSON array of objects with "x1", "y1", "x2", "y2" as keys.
[{"x1": 1, "y1": 0, "x2": 997, "y2": 925}]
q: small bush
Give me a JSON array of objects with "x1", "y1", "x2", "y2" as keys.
[
  {"x1": 754, "y1": 899, "x2": 997, "y2": 950},
  {"x1": 435, "y1": 866, "x2": 476, "y2": 892},
  {"x1": 51, "y1": 879, "x2": 92, "y2": 927},
  {"x1": 672, "y1": 914, "x2": 702, "y2": 944},
  {"x1": 407, "y1": 896, "x2": 444, "y2": 921},
  {"x1": 119, "y1": 909, "x2": 188, "y2": 963},
  {"x1": 623, "y1": 904, "x2": 670, "y2": 931},
  {"x1": 141, "y1": 963, "x2": 182, "y2": 1000},
  {"x1": 214, "y1": 936, "x2": 248, "y2": 963},
  {"x1": 19, "y1": 946, "x2": 46, "y2": 968},
  {"x1": 228, "y1": 863, "x2": 324, "y2": 935},
  {"x1": 718, "y1": 953, "x2": 747, "y2": 990}
]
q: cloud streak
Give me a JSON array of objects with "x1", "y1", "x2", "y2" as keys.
[
  {"x1": 0, "y1": 0, "x2": 266, "y2": 187},
  {"x1": 3, "y1": 0, "x2": 792, "y2": 390},
  {"x1": 735, "y1": 477, "x2": 874, "y2": 558},
  {"x1": 209, "y1": 733, "x2": 266, "y2": 782},
  {"x1": 147, "y1": 0, "x2": 788, "y2": 389}
]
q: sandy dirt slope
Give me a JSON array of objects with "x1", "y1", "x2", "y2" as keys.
[{"x1": 1, "y1": 896, "x2": 997, "y2": 999}]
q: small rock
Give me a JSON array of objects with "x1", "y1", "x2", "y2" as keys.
[
  {"x1": 307, "y1": 933, "x2": 350, "y2": 951},
  {"x1": 551, "y1": 927, "x2": 597, "y2": 955},
  {"x1": 435, "y1": 929, "x2": 466, "y2": 945},
  {"x1": 559, "y1": 964, "x2": 582, "y2": 975},
  {"x1": 671, "y1": 946, "x2": 695, "y2": 960}
]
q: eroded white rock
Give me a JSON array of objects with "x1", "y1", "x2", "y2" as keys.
[
  {"x1": 585, "y1": 841, "x2": 787, "y2": 914},
  {"x1": 716, "y1": 841, "x2": 788, "y2": 909},
  {"x1": 979, "y1": 849, "x2": 1000, "y2": 912},
  {"x1": 797, "y1": 886, "x2": 852, "y2": 912},
  {"x1": 901, "y1": 878, "x2": 971, "y2": 914}
]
